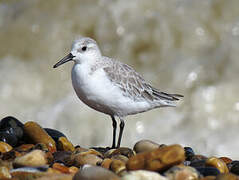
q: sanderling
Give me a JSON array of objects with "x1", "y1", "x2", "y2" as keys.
[{"x1": 53, "y1": 37, "x2": 183, "y2": 148}]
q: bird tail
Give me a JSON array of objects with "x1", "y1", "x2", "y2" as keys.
[{"x1": 152, "y1": 89, "x2": 183, "y2": 107}]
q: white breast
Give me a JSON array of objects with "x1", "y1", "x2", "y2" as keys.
[{"x1": 71, "y1": 63, "x2": 152, "y2": 117}]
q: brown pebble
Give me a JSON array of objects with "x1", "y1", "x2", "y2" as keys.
[
  {"x1": 105, "y1": 147, "x2": 135, "y2": 158},
  {"x1": 74, "y1": 147, "x2": 89, "y2": 154},
  {"x1": 11, "y1": 171, "x2": 46, "y2": 180},
  {"x1": 23, "y1": 121, "x2": 56, "y2": 153},
  {"x1": 35, "y1": 173, "x2": 74, "y2": 180},
  {"x1": 215, "y1": 173, "x2": 238, "y2": 180},
  {"x1": 73, "y1": 164, "x2": 120, "y2": 180},
  {"x1": 15, "y1": 144, "x2": 34, "y2": 152},
  {"x1": 52, "y1": 163, "x2": 70, "y2": 173},
  {"x1": 47, "y1": 167, "x2": 62, "y2": 174},
  {"x1": 69, "y1": 166, "x2": 79, "y2": 174},
  {"x1": 13, "y1": 149, "x2": 48, "y2": 167},
  {"x1": 0, "y1": 166, "x2": 11, "y2": 179},
  {"x1": 110, "y1": 159, "x2": 126, "y2": 175},
  {"x1": 127, "y1": 144, "x2": 185, "y2": 171},
  {"x1": 72, "y1": 153, "x2": 103, "y2": 167},
  {"x1": 0, "y1": 141, "x2": 13, "y2": 153},
  {"x1": 219, "y1": 157, "x2": 232, "y2": 164},
  {"x1": 206, "y1": 157, "x2": 229, "y2": 173},
  {"x1": 74, "y1": 149, "x2": 103, "y2": 158},
  {"x1": 111, "y1": 154, "x2": 129, "y2": 163},
  {"x1": 101, "y1": 158, "x2": 113, "y2": 169},
  {"x1": 134, "y1": 140, "x2": 160, "y2": 153},
  {"x1": 57, "y1": 137, "x2": 75, "y2": 152}
]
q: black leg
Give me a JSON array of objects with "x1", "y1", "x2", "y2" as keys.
[
  {"x1": 111, "y1": 116, "x2": 117, "y2": 148},
  {"x1": 117, "y1": 117, "x2": 125, "y2": 148}
]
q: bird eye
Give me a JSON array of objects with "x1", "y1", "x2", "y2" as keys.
[{"x1": 82, "y1": 46, "x2": 87, "y2": 51}]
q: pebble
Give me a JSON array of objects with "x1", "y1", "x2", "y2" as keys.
[
  {"x1": 15, "y1": 144, "x2": 35, "y2": 152},
  {"x1": 111, "y1": 154, "x2": 129, "y2": 163},
  {"x1": 0, "y1": 116, "x2": 24, "y2": 147},
  {"x1": 71, "y1": 153, "x2": 103, "y2": 167},
  {"x1": 215, "y1": 173, "x2": 238, "y2": 180},
  {"x1": 110, "y1": 159, "x2": 126, "y2": 175},
  {"x1": 101, "y1": 158, "x2": 113, "y2": 169},
  {"x1": 11, "y1": 171, "x2": 46, "y2": 179},
  {"x1": 52, "y1": 162, "x2": 70, "y2": 173},
  {"x1": 206, "y1": 157, "x2": 229, "y2": 173},
  {"x1": 36, "y1": 174, "x2": 74, "y2": 180},
  {"x1": 229, "y1": 160, "x2": 239, "y2": 175},
  {"x1": 105, "y1": 147, "x2": 135, "y2": 158},
  {"x1": 219, "y1": 157, "x2": 232, "y2": 164},
  {"x1": 53, "y1": 151, "x2": 72, "y2": 164},
  {"x1": 13, "y1": 149, "x2": 48, "y2": 167},
  {"x1": 57, "y1": 137, "x2": 75, "y2": 152},
  {"x1": 184, "y1": 147, "x2": 195, "y2": 161},
  {"x1": 0, "y1": 141, "x2": 13, "y2": 153},
  {"x1": 0, "y1": 166, "x2": 11, "y2": 179},
  {"x1": 165, "y1": 166, "x2": 199, "y2": 180},
  {"x1": 122, "y1": 170, "x2": 168, "y2": 180},
  {"x1": 133, "y1": 140, "x2": 160, "y2": 153},
  {"x1": 73, "y1": 164, "x2": 120, "y2": 180},
  {"x1": 200, "y1": 176, "x2": 216, "y2": 180},
  {"x1": 190, "y1": 159, "x2": 206, "y2": 168},
  {"x1": 0, "y1": 131, "x2": 18, "y2": 147},
  {"x1": 127, "y1": 144, "x2": 185, "y2": 171},
  {"x1": 195, "y1": 167, "x2": 220, "y2": 176},
  {"x1": 44, "y1": 128, "x2": 66, "y2": 142},
  {"x1": 23, "y1": 121, "x2": 56, "y2": 153}
]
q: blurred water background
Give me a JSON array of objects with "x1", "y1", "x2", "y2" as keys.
[{"x1": 0, "y1": 0, "x2": 239, "y2": 158}]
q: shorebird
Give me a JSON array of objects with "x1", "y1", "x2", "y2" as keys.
[{"x1": 53, "y1": 37, "x2": 183, "y2": 148}]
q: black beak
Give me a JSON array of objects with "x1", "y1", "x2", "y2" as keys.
[{"x1": 53, "y1": 53, "x2": 75, "y2": 68}]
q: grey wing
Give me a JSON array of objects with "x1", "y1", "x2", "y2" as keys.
[{"x1": 103, "y1": 60, "x2": 183, "y2": 104}]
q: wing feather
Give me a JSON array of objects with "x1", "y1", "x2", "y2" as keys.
[{"x1": 103, "y1": 60, "x2": 183, "y2": 103}]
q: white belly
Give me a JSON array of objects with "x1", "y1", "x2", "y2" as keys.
[{"x1": 71, "y1": 64, "x2": 151, "y2": 117}]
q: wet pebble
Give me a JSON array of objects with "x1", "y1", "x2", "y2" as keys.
[
  {"x1": 189, "y1": 159, "x2": 206, "y2": 168},
  {"x1": 228, "y1": 160, "x2": 239, "y2": 175},
  {"x1": 71, "y1": 153, "x2": 103, "y2": 167},
  {"x1": 0, "y1": 166, "x2": 11, "y2": 179},
  {"x1": 122, "y1": 170, "x2": 168, "y2": 180},
  {"x1": 133, "y1": 140, "x2": 160, "y2": 153},
  {"x1": 52, "y1": 162, "x2": 70, "y2": 173},
  {"x1": 0, "y1": 116, "x2": 24, "y2": 147},
  {"x1": 184, "y1": 147, "x2": 195, "y2": 161},
  {"x1": 36, "y1": 173, "x2": 74, "y2": 180},
  {"x1": 0, "y1": 131, "x2": 18, "y2": 147},
  {"x1": 111, "y1": 154, "x2": 129, "y2": 163},
  {"x1": 219, "y1": 157, "x2": 232, "y2": 164},
  {"x1": 215, "y1": 173, "x2": 238, "y2": 180},
  {"x1": 23, "y1": 121, "x2": 56, "y2": 153},
  {"x1": 206, "y1": 157, "x2": 229, "y2": 173},
  {"x1": 73, "y1": 164, "x2": 120, "y2": 180},
  {"x1": 0, "y1": 141, "x2": 13, "y2": 153},
  {"x1": 53, "y1": 151, "x2": 72, "y2": 164},
  {"x1": 127, "y1": 144, "x2": 185, "y2": 172},
  {"x1": 44, "y1": 128, "x2": 66, "y2": 142},
  {"x1": 164, "y1": 166, "x2": 199, "y2": 180},
  {"x1": 195, "y1": 167, "x2": 220, "y2": 176},
  {"x1": 101, "y1": 158, "x2": 113, "y2": 169},
  {"x1": 13, "y1": 149, "x2": 48, "y2": 167},
  {"x1": 110, "y1": 159, "x2": 127, "y2": 175},
  {"x1": 105, "y1": 147, "x2": 135, "y2": 158},
  {"x1": 57, "y1": 136, "x2": 75, "y2": 152}
]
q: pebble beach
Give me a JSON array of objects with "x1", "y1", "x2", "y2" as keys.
[{"x1": 0, "y1": 116, "x2": 239, "y2": 180}]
